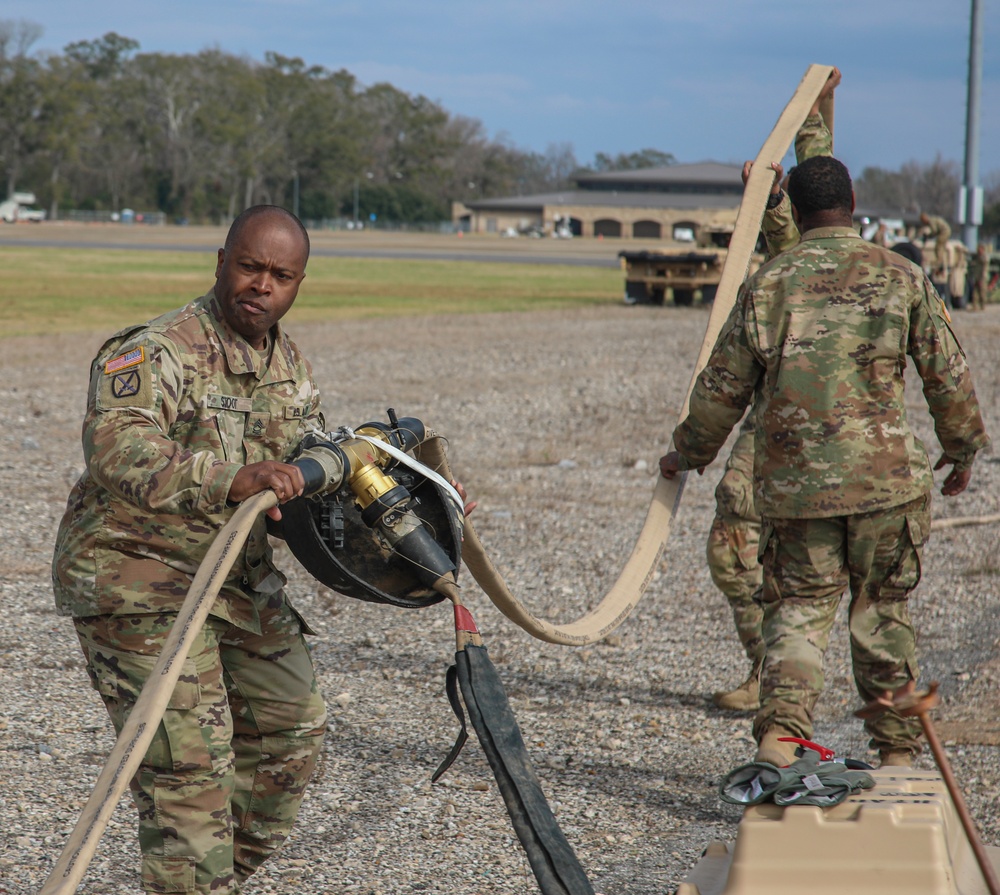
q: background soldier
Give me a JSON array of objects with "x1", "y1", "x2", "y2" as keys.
[
  {"x1": 919, "y1": 211, "x2": 952, "y2": 278},
  {"x1": 661, "y1": 156, "x2": 989, "y2": 769},
  {"x1": 706, "y1": 414, "x2": 764, "y2": 710},
  {"x1": 970, "y1": 242, "x2": 991, "y2": 311},
  {"x1": 708, "y1": 68, "x2": 839, "y2": 712}
]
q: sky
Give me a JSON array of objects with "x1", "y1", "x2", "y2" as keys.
[{"x1": 6, "y1": 0, "x2": 999, "y2": 183}]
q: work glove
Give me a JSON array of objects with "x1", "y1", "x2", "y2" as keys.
[
  {"x1": 719, "y1": 762, "x2": 802, "y2": 806},
  {"x1": 771, "y1": 752, "x2": 875, "y2": 807}
]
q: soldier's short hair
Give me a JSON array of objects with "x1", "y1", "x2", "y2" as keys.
[
  {"x1": 787, "y1": 156, "x2": 853, "y2": 218},
  {"x1": 225, "y1": 205, "x2": 310, "y2": 260}
]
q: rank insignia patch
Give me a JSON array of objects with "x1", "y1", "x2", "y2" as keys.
[{"x1": 104, "y1": 347, "x2": 145, "y2": 375}]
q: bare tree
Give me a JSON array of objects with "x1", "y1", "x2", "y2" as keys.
[{"x1": 0, "y1": 19, "x2": 44, "y2": 196}]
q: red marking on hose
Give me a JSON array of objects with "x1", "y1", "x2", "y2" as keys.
[{"x1": 453, "y1": 604, "x2": 479, "y2": 634}]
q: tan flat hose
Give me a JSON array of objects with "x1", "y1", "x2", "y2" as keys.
[
  {"x1": 438, "y1": 64, "x2": 836, "y2": 646},
  {"x1": 38, "y1": 490, "x2": 279, "y2": 895}
]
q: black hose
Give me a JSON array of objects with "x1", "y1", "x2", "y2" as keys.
[{"x1": 451, "y1": 645, "x2": 596, "y2": 895}]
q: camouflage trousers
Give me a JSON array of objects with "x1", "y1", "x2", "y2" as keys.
[
  {"x1": 706, "y1": 512, "x2": 764, "y2": 665},
  {"x1": 74, "y1": 599, "x2": 328, "y2": 895},
  {"x1": 971, "y1": 277, "x2": 989, "y2": 311},
  {"x1": 752, "y1": 494, "x2": 931, "y2": 755}
]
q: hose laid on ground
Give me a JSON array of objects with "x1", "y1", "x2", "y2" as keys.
[
  {"x1": 423, "y1": 64, "x2": 836, "y2": 645},
  {"x1": 38, "y1": 490, "x2": 279, "y2": 895},
  {"x1": 431, "y1": 592, "x2": 597, "y2": 895}
]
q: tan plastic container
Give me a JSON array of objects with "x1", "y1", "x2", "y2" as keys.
[{"x1": 679, "y1": 768, "x2": 1000, "y2": 895}]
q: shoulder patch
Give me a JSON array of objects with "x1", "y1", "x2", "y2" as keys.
[
  {"x1": 97, "y1": 346, "x2": 154, "y2": 411},
  {"x1": 104, "y1": 346, "x2": 145, "y2": 374},
  {"x1": 938, "y1": 295, "x2": 952, "y2": 324}
]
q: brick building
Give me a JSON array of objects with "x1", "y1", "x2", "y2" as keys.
[{"x1": 452, "y1": 162, "x2": 746, "y2": 239}]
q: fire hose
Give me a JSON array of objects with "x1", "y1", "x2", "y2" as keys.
[
  {"x1": 439, "y1": 63, "x2": 837, "y2": 645},
  {"x1": 40, "y1": 64, "x2": 838, "y2": 895}
]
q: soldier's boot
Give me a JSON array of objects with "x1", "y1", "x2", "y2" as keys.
[
  {"x1": 712, "y1": 658, "x2": 762, "y2": 712},
  {"x1": 754, "y1": 728, "x2": 799, "y2": 767},
  {"x1": 879, "y1": 749, "x2": 916, "y2": 768}
]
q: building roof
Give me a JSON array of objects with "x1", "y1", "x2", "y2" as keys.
[
  {"x1": 462, "y1": 161, "x2": 747, "y2": 213},
  {"x1": 465, "y1": 189, "x2": 742, "y2": 213},
  {"x1": 574, "y1": 162, "x2": 744, "y2": 190}
]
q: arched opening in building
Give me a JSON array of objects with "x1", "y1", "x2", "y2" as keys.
[
  {"x1": 672, "y1": 220, "x2": 699, "y2": 242},
  {"x1": 594, "y1": 219, "x2": 622, "y2": 238},
  {"x1": 632, "y1": 220, "x2": 662, "y2": 239},
  {"x1": 554, "y1": 215, "x2": 583, "y2": 237}
]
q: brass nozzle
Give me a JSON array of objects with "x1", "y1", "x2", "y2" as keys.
[{"x1": 338, "y1": 426, "x2": 401, "y2": 512}]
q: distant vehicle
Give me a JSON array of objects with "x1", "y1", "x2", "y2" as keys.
[
  {"x1": 0, "y1": 191, "x2": 46, "y2": 223},
  {"x1": 619, "y1": 223, "x2": 765, "y2": 306}
]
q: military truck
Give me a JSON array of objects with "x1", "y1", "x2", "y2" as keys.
[{"x1": 619, "y1": 224, "x2": 765, "y2": 307}]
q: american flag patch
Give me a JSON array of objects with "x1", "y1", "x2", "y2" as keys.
[{"x1": 104, "y1": 347, "x2": 145, "y2": 374}]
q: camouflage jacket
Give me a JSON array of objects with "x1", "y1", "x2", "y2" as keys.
[
  {"x1": 52, "y1": 290, "x2": 324, "y2": 631},
  {"x1": 673, "y1": 227, "x2": 990, "y2": 519},
  {"x1": 712, "y1": 113, "x2": 833, "y2": 521},
  {"x1": 761, "y1": 113, "x2": 833, "y2": 258}
]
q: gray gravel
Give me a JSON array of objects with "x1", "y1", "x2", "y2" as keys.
[{"x1": 1, "y1": 304, "x2": 998, "y2": 894}]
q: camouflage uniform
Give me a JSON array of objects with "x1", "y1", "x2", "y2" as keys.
[
  {"x1": 923, "y1": 215, "x2": 952, "y2": 275},
  {"x1": 707, "y1": 417, "x2": 763, "y2": 670},
  {"x1": 52, "y1": 291, "x2": 328, "y2": 894},
  {"x1": 970, "y1": 244, "x2": 990, "y2": 311},
  {"x1": 673, "y1": 228, "x2": 989, "y2": 755},
  {"x1": 704, "y1": 113, "x2": 833, "y2": 709}
]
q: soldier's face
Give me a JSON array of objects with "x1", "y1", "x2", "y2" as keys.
[{"x1": 215, "y1": 214, "x2": 308, "y2": 349}]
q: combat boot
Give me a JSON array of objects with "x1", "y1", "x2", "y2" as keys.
[
  {"x1": 879, "y1": 749, "x2": 915, "y2": 768},
  {"x1": 754, "y1": 728, "x2": 799, "y2": 767},
  {"x1": 712, "y1": 660, "x2": 762, "y2": 712}
]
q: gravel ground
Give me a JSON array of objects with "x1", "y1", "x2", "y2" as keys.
[{"x1": 1, "y1": 301, "x2": 998, "y2": 895}]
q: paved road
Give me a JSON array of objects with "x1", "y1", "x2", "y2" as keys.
[{"x1": 2, "y1": 223, "x2": 632, "y2": 268}]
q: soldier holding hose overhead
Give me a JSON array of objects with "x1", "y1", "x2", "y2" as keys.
[
  {"x1": 660, "y1": 154, "x2": 989, "y2": 769},
  {"x1": 51, "y1": 205, "x2": 471, "y2": 895}
]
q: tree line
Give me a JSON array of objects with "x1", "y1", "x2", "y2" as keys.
[
  {"x1": 0, "y1": 22, "x2": 677, "y2": 226},
  {"x1": 1, "y1": 19, "x2": 997, "y2": 233}
]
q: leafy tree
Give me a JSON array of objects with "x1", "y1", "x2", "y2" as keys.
[
  {"x1": 3, "y1": 21, "x2": 693, "y2": 224},
  {"x1": 590, "y1": 148, "x2": 676, "y2": 172}
]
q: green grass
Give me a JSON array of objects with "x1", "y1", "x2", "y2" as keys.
[{"x1": 10, "y1": 246, "x2": 622, "y2": 338}]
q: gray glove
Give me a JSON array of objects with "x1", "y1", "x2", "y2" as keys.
[
  {"x1": 771, "y1": 753, "x2": 875, "y2": 807},
  {"x1": 719, "y1": 762, "x2": 801, "y2": 806}
]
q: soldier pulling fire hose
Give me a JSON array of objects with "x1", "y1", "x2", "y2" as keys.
[{"x1": 41, "y1": 64, "x2": 838, "y2": 895}]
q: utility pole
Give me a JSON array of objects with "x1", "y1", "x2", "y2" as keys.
[{"x1": 960, "y1": 0, "x2": 984, "y2": 250}]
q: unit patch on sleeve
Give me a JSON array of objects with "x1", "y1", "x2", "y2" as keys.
[{"x1": 97, "y1": 345, "x2": 154, "y2": 410}]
